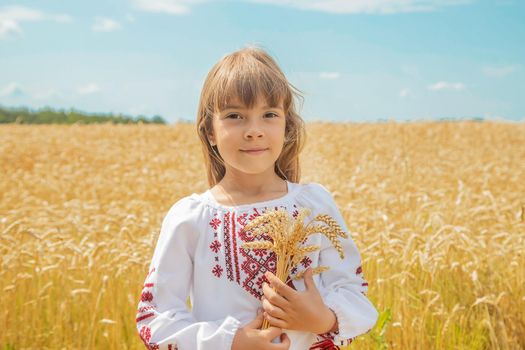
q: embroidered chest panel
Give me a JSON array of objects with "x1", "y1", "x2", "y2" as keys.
[{"x1": 207, "y1": 204, "x2": 313, "y2": 300}]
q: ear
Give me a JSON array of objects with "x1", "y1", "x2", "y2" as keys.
[{"x1": 208, "y1": 132, "x2": 215, "y2": 146}]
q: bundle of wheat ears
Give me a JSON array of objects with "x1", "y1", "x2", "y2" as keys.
[{"x1": 241, "y1": 207, "x2": 348, "y2": 330}]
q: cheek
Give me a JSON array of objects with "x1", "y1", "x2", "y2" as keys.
[{"x1": 214, "y1": 133, "x2": 233, "y2": 149}]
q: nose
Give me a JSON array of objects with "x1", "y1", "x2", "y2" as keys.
[{"x1": 244, "y1": 119, "x2": 264, "y2": 139}]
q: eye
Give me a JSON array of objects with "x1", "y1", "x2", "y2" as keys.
[
  {"x1": 226, "y1": 113, "x2": 241, "y2": 119},
  {"x1": 265, "y1": 112, "x2": 279, "y2": 118}
]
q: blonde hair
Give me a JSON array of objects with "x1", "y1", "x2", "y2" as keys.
[{"x1": 196, "y1": 45, "x2": 307, "y2": 187}]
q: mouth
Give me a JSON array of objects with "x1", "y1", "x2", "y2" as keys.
[{"x1": 240, "y1": 148, "x2": 269, "y2": 154}]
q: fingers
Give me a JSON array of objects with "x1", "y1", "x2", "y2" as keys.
[
  {"x1": 278, "y1": 333, "x2": 290, "y2": 349},
  {"x1": 263, "y1": 311, "x2": 287, "y2": 328},
  {"x1": 265, "y1": 272, "x2": 296, "y2": 300},
  {"x1": 262, "y1": 282, "x2": 289, "y2": 309},
  {"x1": 262, "y1": 297, "x2": 287, "y2": 320},
  {"x1": 303, "y1": 267, "x2": 315, "y2": 291},
  {"x1": 261, "y1": 325, "x2": 282, "y2": 341},
  {"x1": 246, "y1": 308, "x2": 264, "y2": 329}
]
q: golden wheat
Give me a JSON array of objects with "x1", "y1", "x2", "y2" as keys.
[
  {"x1": 241, "y1": 207, "x2": 346, "y2": 329},
  {"x1": 2, "y1": 121, "x2": 524, "y2": 349},
  {"x1": 292, "y1": 266, "x2": 330, "y2": 280}
]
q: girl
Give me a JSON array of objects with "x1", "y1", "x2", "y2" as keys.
[{"x1": 135, "y1": 45, "x2": 378, "y2": 350}]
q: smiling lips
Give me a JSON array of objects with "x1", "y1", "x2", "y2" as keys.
[{"x1": 241, "y1": 148, "x2": 268, "y2": 154}]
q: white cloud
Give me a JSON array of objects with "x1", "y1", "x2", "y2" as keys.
[
  {"x1": 77, "y1": 83, "x2": 101, "y2": 95},
  {"x1": 427, "y1": 81, "x2": 465, "y2": 91},
  {"x1": 0, "y1": 6, "x2": 43, "y2": 22},
  {"x1": 130, "y1": 0, "x2": 472, "y2": 15},
  {"x1": 0, "y1": 82, "x2": 25, "y2": 97},
  {"x1": 245, "y1": 0, "x2": 472, "y2": 14},
  {"x1": 0, "y1": 5, "x2": 71, "y2": 40},
  {"x1": 482, "y1": 64, "x2": 518, "y2": 78},
  {"x1": 319, "y1": 72, "x2": 340, "y2": 79},
  {"x1": 0, "y1": 18, "x2": 22, "y2": 39},
  {"x1": 399, "y1": 88, "x2": 411, "y2": 98},
  {"x1": 92, "y1": 17, "x2": 122, "y2": 32},
  {"x1": 1, "y1": 84, "x2": 67, "y2": 101},
  {"x1": 132, "y1": 0, "x2": 207, "y2": 15},
  {"x1": 125, "y1": 13, "x2": 136, "y2": 22}
]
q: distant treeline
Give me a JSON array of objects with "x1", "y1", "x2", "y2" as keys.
[{"x1": 0, "y1": 105, "x2": 167, "y2": 124}]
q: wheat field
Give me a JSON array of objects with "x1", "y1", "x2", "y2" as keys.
[{"x1": 1, "y1": 121, "x2": 524, "y2": 349}]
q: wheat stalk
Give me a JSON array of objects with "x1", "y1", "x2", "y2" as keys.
[{"x1": 241, "y1": 207, "x2": 346, "y2": 329}]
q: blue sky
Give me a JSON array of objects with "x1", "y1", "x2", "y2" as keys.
[{"x1": 0, "y1": 0, "x2": 524, "y2": 123}]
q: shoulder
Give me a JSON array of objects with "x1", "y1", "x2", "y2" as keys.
[
  {"x1": 294, "y1": 182, "x2": 338, "y2": 212},
  {"x1": 298, "y1": 182, "x2": 334, "y2": 200},
  {"x1": 160, "y1": 194, "x2": 206, "y2": 233},
  {"x1": 151, "y1": 194, "x2": 208, "y2": 254},
  {"x1": 165, "y1": 194, "x2": 201, "y2": 216}
]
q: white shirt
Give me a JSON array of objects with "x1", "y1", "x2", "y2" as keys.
[{"x1": 136, "y1": 180, "x2": 379, "y2": 350}]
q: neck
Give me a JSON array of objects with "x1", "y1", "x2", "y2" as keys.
[{"x1": 219, "y1": 167, "x2": 286, "y2": 197}]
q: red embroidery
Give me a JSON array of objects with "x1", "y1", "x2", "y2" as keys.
[
  {"x1": 209, "y1": 217, "x2": 221, "y2": 230},
  {"x1": 238, "y1": 227, "x2": 256, "y2": 241},
  {"x1": 141, "y1": 290, "x2": 153, "y2": 303},
  {"x1": 207, "y1": 204, "x2": 314, "y2": 300},
  {"x1": 208, "y1": 213, "x2": 224, "y2": 277},
  {"x1": 240, "y1": 249, "x2": 277, "y2": 299},
  {"x1": 231, "y1": 212, "x2": 241, "y2": 283},
  {"x1": 301, "y1": 256, "x2": 312, "y2": 268},
  {"x1": 139, "y1": 325, "x2": 152, "y2": 348},
  {"x1": 212, "y1": 264, "x2": 223, "y2": 278},
  {"x1": 255, "y1": 274, "x2": 270, "y2": 289},
  {"x1": 248, "y1": 208, "x2": 263, "y2": 221},
  {"x1": 313, "y1": 329, "x2": 356, "y2": 348},
  {"x1": 237, "y1": 207, "x2": 278, "y2": 299},
  {"x1": 146, "y1": 267, "x2": 156, "y2": 278},
  {"x1": 136, "y1": 312, "x2": 154, "y2": 323},
  {"x1": 137, "y1": 305, "x2": 155, "y2": 313},
  {"x1": 292, "y1": 206, "x2": 299, "y2": 218},
  {"x1": 137, "y1": 303, "x2": 175, "y2": 349},
  {"x1": 136, "y1": 268, "x2": 157, "y2": 331},
  {"x1": 236, "y1": 212, "x2": 249, "y2": 226},
  {"x1": 310, "y1": 339, "x2": 340, "y2": 350},
  {"x1": 252, "y1": 248, "x2": 268, "y2": 257},
  {"x1": 209, "y1": 240, "x2": 222, "y2": 253},
  {"x1": 223, "y1": 212, "x2": 234, "y2": 281},
  {"x1": 355, "y1": 264, "x2": 370, "y2": 293}
]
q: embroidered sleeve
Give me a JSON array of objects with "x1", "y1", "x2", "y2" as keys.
[
  {"x1": 135, "y1": 200, "x2": 241, "y2": 350},
  {"x1": 311, "y1": 184, "x2": 379, "y2": 347}
]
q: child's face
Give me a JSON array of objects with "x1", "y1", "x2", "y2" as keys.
[{"x1": 208, "y1": 94, "x2": 287, "y2": 176}]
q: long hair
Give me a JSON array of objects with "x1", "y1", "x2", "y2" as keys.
[{"x1": 196, "y1": 45, "x2": 307, "y2": 187}]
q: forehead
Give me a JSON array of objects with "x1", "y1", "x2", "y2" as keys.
[{"x1": 221, "y1": 95, "x2": 284, "y2": 111}]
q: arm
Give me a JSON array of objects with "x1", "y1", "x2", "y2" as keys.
[
  {"x1": 314, "y1": 185, "x2": 379, "y2": 346},
  {"x1": 135, "y1": 200, "x2": 241, "y2": 350}
]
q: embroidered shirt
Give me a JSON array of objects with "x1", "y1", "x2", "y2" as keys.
[{"x1": 136, "y1": 181, "x2": 379, "y2": 350}]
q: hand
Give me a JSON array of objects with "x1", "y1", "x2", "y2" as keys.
[
  {"x1": 231, "y1": 308, "x2": 291, "y2": 350},
  {"x1": 261, "y1": 268, "x2": 338, "y2": 334}
]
